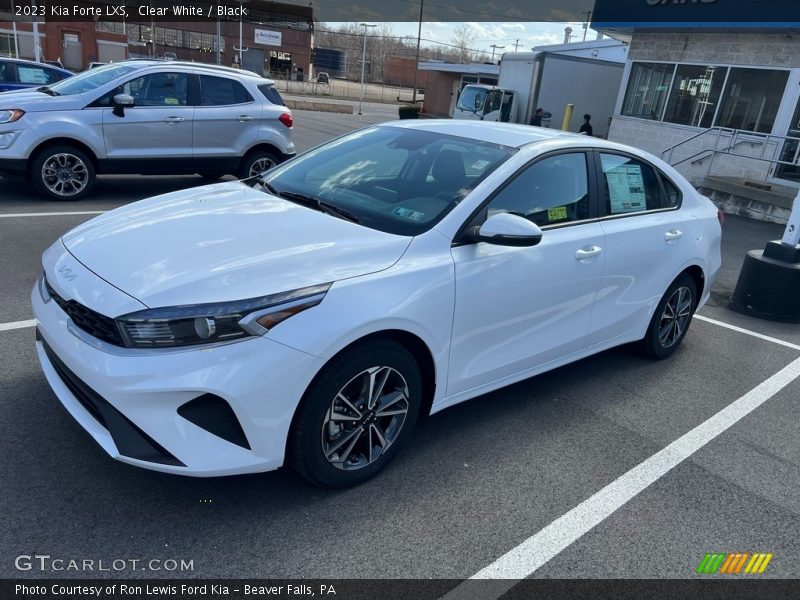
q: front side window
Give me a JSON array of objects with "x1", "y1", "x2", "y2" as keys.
[
  {"x1": 716, "y1": 68, "x2": 789, "y2": 133},
  {"x1": 119, "y1": 72, "x2": 189, "y2": 106},
  {"x1": 262, "y1": 126, "x2": 516, "y2": 236},
  {"x1": 600, "y1": 154, "x2": 663, "y2": 216},
  {"x1": 199, "y1": 75, "x2": 251, "y2": 106},
  {"x1": 621, "y1": 62, "x2": 674, "y2": 120},
  {"x1": 663, "y1": 64, "x2": 725, "y2": 128},
  {"x1": 487, "y1": 153, "x2": 590, "y2": 227}
]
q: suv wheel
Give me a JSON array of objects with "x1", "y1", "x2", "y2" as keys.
[
  {"x1": 239, "y1": 149, "x2": 280, "y2": 179},
  {"x1": 32, "y1": 145, "x2": 95, "y2": 201}
]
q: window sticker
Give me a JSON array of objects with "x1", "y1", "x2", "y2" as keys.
[
  {"x1": 547, "y1": 206, "x2": 568, "y2": 221},
  {"x1": 606, "y1": 164, "x2": 646, "y2": 213},
  {"x1": 164, "y1": 97, "x2": 179, "y2": 105},
  {"x1": 392, "y1": 207, "x2": 425, "y2": 222}
]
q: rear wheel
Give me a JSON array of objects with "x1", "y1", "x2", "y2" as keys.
[
  {"x1": 288, "y1": 341, "x2": 422, "y2": 488},
  {"x1": 31, "y1": 145, "x2": 95, "y2": 201},
  {"x1": 238, "y1": 149, "x2": 280, "y2": 179},
  {"x1": 641, "y1": 273, "x2": 697, "y2": 359}
]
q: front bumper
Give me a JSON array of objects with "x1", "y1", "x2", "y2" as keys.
[{"x1": 32, "y1": 279, "x2": 323, "y2": 477}]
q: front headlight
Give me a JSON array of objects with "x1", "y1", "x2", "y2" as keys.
[
  {"x1": 115, "y1": 283, "x2": 331, "y2": 348},
  {"x1": 0, "y1": 109, "x2": 24, "y2": 124}
]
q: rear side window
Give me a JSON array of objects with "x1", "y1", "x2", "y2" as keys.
[
  {"x1": 199, "y1": 75, "x2": 252, "y2": 106},
  {"x1": 0, "y1": 61, "x2": 13, "y2": 83},
  {"x1": 258, "y1": 84, "x2": 285, "y2": 106},
  {"x1": 599, "y1": 153, "x2": 663, "y2": 216}
]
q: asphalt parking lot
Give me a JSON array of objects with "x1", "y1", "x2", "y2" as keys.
[{"x1": 2, "y1": 108, "x2": 799, "y2": 584}]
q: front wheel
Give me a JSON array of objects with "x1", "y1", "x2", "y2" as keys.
[
  {"x1": 641, "y1": 273, "x2": 697, "y2": 359},
  {"x1": 288, "y1": 341, "x2": 422, "y2": 488},
  {"x1": 31, "y1": 145, "x2": 96, "y2": 201}
]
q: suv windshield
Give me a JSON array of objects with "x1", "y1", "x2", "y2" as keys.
[
  {"x1": 262, "y1": 126, "x2": 516, "y2": 236},
  {"x1": 49, "y1": 64, "x2": 140, "y2": 95}
]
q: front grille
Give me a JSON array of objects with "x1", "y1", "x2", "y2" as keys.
[{"x1": 45, "y1": 278, "x2": 126, "y2": 347}]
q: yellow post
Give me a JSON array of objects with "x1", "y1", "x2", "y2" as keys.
[{"x1": 561, "y1": 103, "x2": 574, "y2": 131}]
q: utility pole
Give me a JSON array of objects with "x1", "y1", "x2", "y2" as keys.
[
  {"x1": 512, "y1": 39, "x2": 521, "y2": 52},
  {"x1": 489, "y1": 44, "x2": 505, "y2": 62},
  {"x1": 582, "y1": 10, "x2": 593, "y2": 42},
  {"x1": 32, "y1": 0, "x2": 41, "y2": 61},
  {"x1": 9, "y1": 0, "x2": 18, "y2": 58},
  {"x1": 411, "y1": 0, "x2": 424, "y2": 105},
  {"x1": 358, "y1": 23, "x2": 376, "y2": 115},
  {"x1": 216, "y1": 15, "x2": 221, "y2": 65}
]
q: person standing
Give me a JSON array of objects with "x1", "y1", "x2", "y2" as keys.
[
  {"x1": 579, "y1": 114, "x2": 593, "y2": 136},
  {"x1": 530, "y1": 107, "x2": 545, "y2": 127}
]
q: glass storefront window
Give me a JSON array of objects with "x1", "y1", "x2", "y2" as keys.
[
  {"x1": 715, "y1": 68, "x2": 789, "y2": 133},
  {"x1": 663, "y1": 64, "x2": 725, "y2": 128},
  {"x1": 621, "y1": 62, "x2": 675, "y2": 120}
]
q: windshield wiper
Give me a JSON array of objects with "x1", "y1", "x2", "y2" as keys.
[
  {"x1": 36, "y1": 86, "x2": 59, "y2": 96},
  {"x1": 263, "y1": 187, "x2": 360, "y2": 224}
]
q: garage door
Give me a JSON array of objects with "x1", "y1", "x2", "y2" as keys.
[
  {"x1": 242, "y1": 48, "x2": 265, "y2": 76},
  {"x1": 98, "y1": 41, "x2": 127, "y2": 63}
]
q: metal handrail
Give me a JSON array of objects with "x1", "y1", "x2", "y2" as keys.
[{"x1": 662, "y1": 126, "x2": 800, "y2": 181}]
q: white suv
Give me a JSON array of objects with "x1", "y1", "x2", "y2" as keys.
[{"x1": 0, "y1": 60, "x2": 295, "y2": 200}]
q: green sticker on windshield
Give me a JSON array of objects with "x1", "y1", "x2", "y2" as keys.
[
  {"x1": 547, "y1": 206, "x2": 568, "y2": 221},
  {"x1": 392, "y1": 207, "x2": 425, "y2": 222}
]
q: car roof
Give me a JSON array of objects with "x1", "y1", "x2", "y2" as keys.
[
  {"x1": 0, "y1": 57, "x2": 72, "y2": 74},
  {"x1": 113, "y1": 59, "x2": 271, "y2": 82}
]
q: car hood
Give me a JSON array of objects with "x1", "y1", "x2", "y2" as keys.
[
  {"x1": 61, "y1": 181, "x2": 412, "y2": 309},
  {"x1": 0, "y1": 90, "x2": 86, "y2": 111}
]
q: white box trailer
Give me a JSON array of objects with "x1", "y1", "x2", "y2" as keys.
[{"x1": 454, "y1": 51, "x2": 624, "y2": 138}]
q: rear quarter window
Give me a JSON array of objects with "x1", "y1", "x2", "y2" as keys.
[{"x1": 258, "y1": 84, "x2": 285, "y2": 106}]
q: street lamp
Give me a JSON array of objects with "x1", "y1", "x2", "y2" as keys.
[
  {"x1": 236, "y1": 0, "x2": 250, "y2": 68},
  {"x1": 358, "y1": 22, "x2": 377, "y2": 115},
  {"x1": 489, "y1": 44, "x2": 505, "y2": 63}
]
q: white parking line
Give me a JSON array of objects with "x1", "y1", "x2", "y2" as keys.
[
  {"x1": 445, "y1": 354, "x2": 800, "y2": 597},
  {"x1": 695, "y1": 313, "x2": 800, "y2": 352},
  {"x1": 0, "y1": 319, "x2": 36, "y2": 332},
  {"x1": 0, "y1": 211, "x2": 106, "y2": 219}
]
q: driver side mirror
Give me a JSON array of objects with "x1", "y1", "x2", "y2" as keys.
[
  {"x1": 112, "y1": 93, "x2": 134, "y2": 117},
  {"x1": 462, "y1": 213, "x2": 543, "y2": 247}
]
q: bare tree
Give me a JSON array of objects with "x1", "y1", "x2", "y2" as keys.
[{"x1": 451, "y1": 24, "x2": 477, "y2": 63}]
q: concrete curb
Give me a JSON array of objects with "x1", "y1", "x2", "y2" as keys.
[{"x1": 285, "y1": 99, "x2": 354, "y2": 114}]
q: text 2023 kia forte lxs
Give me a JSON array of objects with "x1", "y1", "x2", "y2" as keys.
[{"x1": 33, "y1": 121, "x2": 722, "y2": 487}]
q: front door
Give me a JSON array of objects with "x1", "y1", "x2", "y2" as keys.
[
  {"x1": 447, "y1": 151, "x2": 605, "y2": 397},
  {"x1": 102, "y1": 71, "x2": 193, "y2": 166}
]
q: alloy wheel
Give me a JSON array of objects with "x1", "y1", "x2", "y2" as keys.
[
  {"x1": 41, "y1": 153, "x2": 89, "y2": 198},
  {"x1": 321, "y1": 366, "x2": 410, "y2": 471},
  {"x1": 248, "y1": 157, "x2": 276, "y2": 178},
  {"x1": 658, "y1": 286, "x2": 692, "y2": 348}
]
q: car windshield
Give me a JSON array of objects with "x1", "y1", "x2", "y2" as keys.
[
  {"x1": 457, "y1": 86, "x2": 487, "y2": 112},
  {"x1": 262, "y1": 126, "x2": 517, "y2": 236},
  {"x1": 49, "y1": 64, "x2": 140, "y2": 95}
]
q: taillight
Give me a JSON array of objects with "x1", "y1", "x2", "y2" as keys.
[
  {"x1": 717, "y1": 209, "x2": 725, "y2": 226},
  {"x1": 279, "y1": 113, "x2": 293, "y2": 128}
]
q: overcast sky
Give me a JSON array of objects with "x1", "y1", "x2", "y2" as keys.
[{"x1": 324, "y1": 21, "x2": 602, "y2": 54}]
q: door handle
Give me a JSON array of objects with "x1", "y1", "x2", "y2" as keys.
[
  {"x1": 664, "y1": 229, "x2": 683, "y2": 242},
  {"x1": 237, "y1": 115, "x2": 255, "y2": 122},
  {"x1": 164, "y1": 116, "x2": 184, "y2": 124},
  {"x1": 575, "y1": 246, "x2": 603, "y2": 260}
]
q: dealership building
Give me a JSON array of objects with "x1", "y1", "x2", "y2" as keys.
[
  {"x1": 0, "y1": 1, "x2": 312, "y2": 77},
  {"x1": 593, "y1": 0, "x2": 800, "y2": 222}
]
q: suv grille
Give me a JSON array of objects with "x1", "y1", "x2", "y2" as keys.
[{"x1": 45, "y1": 278, "x2": 126, "y2": 347}]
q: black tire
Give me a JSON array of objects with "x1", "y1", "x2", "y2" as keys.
[
  {"x1": 641, "y1": 273, "x2": 697, "y2": 359},
  {"x1": 31, "y1": 144, "x2": 96, "y2": 201},
  {"x1": 238, "y1": 149, "x2": 280, "y2": 179},
  {"x1": 288, "y1": 340, "x2": 422, "y2": 488}
]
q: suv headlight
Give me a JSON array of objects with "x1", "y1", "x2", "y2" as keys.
[
  {"x1": 0, "y1": 109, "x2": 24, "y2": 124},
  {"x1": 115, "y1": 283, "x2": 331, "y2": 348}
]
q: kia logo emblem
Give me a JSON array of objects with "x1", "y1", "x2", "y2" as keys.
[{"x1": 57, "y1": 265, "x2": 77, "y2": 281}]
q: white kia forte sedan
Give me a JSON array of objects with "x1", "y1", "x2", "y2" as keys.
[{"x1": 33, "y1": 121, "x2": 722, "y2": 487}]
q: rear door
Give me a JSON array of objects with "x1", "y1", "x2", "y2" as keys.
[
  {"x1": 587, "y1": 151, "x2": 694, "y2": 347},
  {"x1": 101, "y1": 71, "x2": 193, "y2": 167},
  {"x1": 192, "y1": 74, "x2": 259, "y2": 170}
]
